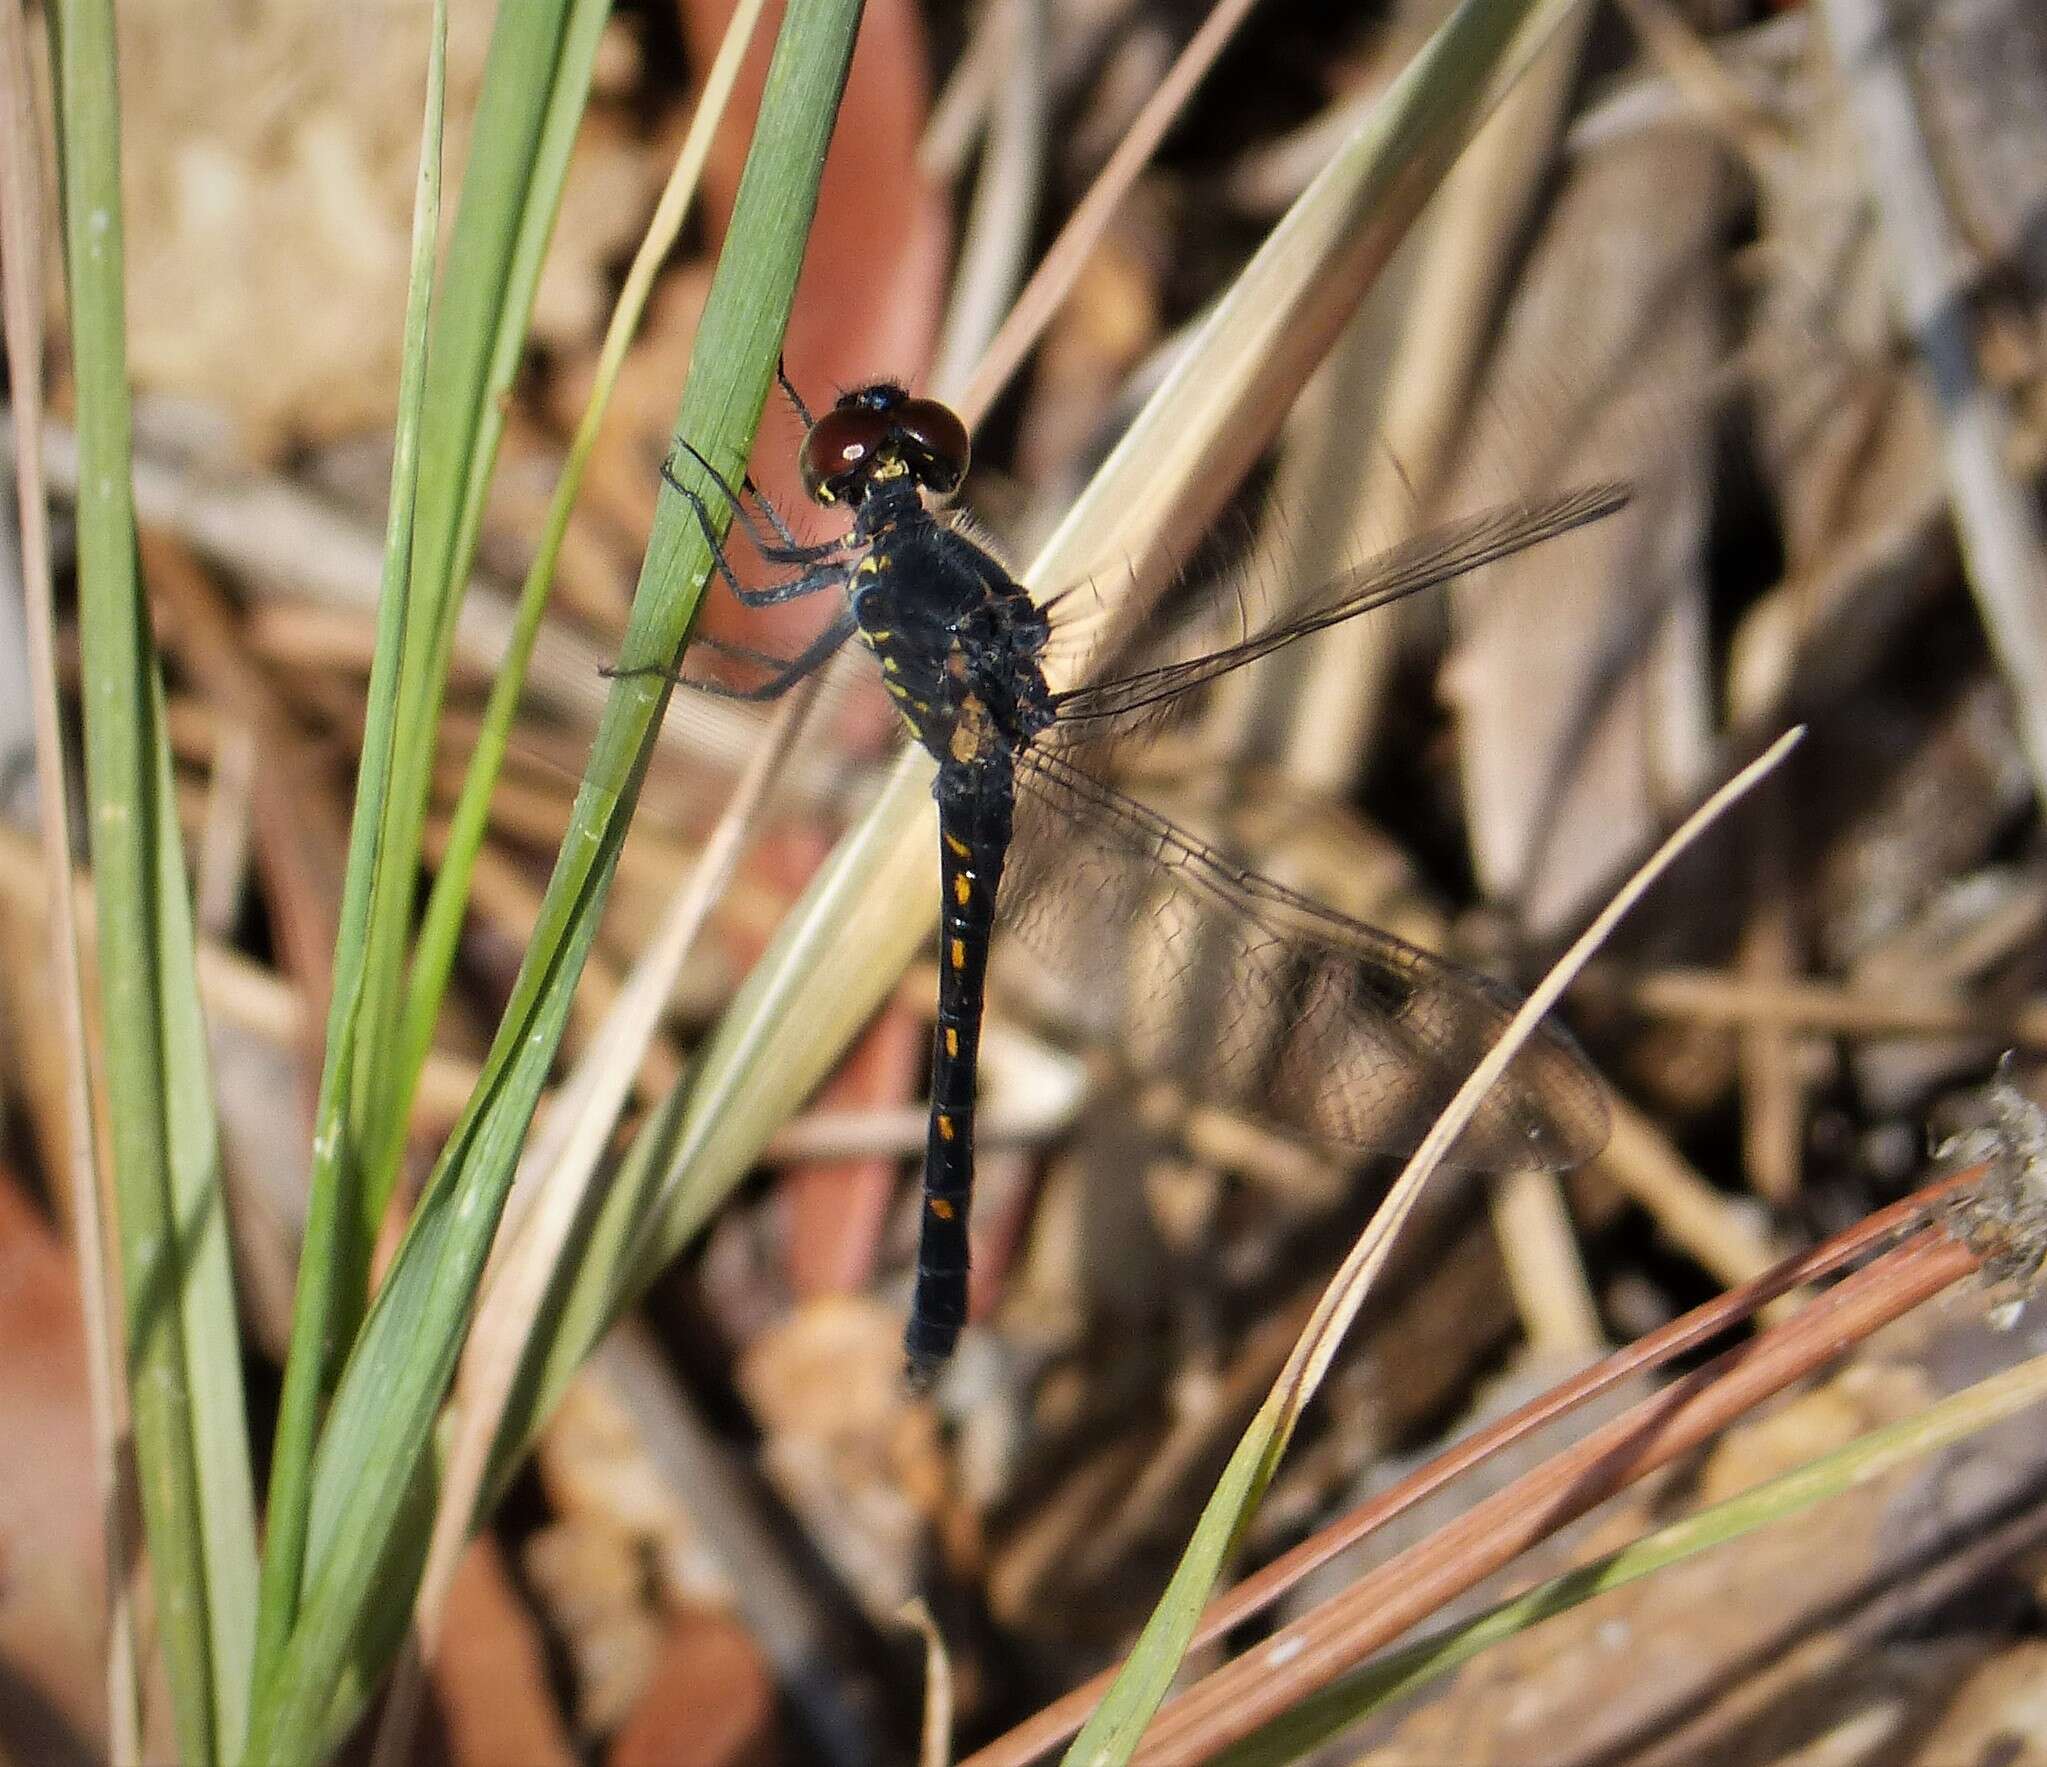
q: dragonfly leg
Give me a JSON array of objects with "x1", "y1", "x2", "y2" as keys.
[
  {"x1": 774, "y1": 353, "x2": 816, "y2": 430},
  {"x1": 726, "y1": 561, "x2": 857, "y2": 609},
  {"x1": 665, "y1": 441, "x2": 838, "y2": 564},
  {"x1": 660, "y1": 459, "x2": 851, "y2": 609},
  {"x1": 603, "y1": 611, "x2": 858, "y2": 702}
]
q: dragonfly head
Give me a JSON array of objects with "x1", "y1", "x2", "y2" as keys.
[{"x1": 800, "y1": 382, "x2": 970, "y2": 510}]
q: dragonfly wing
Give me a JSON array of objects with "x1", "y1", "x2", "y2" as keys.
[
  {"x1": 998, "y1": 743, "x2": 1610, "y2": 1173},
  {"x1": 1046, "y1": 483, "x2": 1628, "y2": 734}
]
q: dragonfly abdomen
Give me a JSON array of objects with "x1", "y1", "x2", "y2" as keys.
[{"x1": 905, "y1": 764, "x2": 1014, "y2": 1385}]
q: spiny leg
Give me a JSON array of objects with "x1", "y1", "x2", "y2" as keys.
[
  {"x1": 775, "y1": 353, "x2": 815, "y2": 429},
  {"x1": 664, "y1": 440, "x2": 838, "y2": 565},
  {"x1": 659, "y1": 458, "x2": 853, "y2": 609},
  {"x1": 603, "y1": 610, "x2": 859, "y2": 702}
]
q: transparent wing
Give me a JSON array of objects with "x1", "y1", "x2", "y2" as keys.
[
  {"x1": 1046, "y1": 483, "x2": 1628, "y2": 732},
  {"x1": 998, "y1": 743, "x2": 1610, "y2": 1172}
]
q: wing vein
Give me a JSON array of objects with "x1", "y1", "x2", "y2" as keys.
[{"x1": 1049, "y1": 482, "x2": 1628, "y2": 726}]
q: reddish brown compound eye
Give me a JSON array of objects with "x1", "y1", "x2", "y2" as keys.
[
  {"x1": 800, "y1": 405, "x2": 891, "y2": 504},
  {"x1": 892, "y1": 397, "x2": 971, "y2": 494}
]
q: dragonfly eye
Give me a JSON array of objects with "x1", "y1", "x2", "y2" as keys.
[
  {"x1": 800, "y1": 405, "x2": 891, "y2": 505},
  {"x1": 892, "y1": 398, "x2": 971, "y2": 495}
]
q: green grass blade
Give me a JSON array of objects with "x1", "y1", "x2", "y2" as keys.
[
  {"x1": 1, "y1": 4, "x2": 143, "y2": 1749},
  {"x1": 320, "y1": 0, "x2": 605, "y2": 1345},
  {"x1": 1067, "y1": 1408, "x2": 1286, "y2": 1763},
  {"x1": 362, "y1": 0, "x2": 616, "y2": 1233},
  {"x1": 249, "y1": 0, "x2": 452, "y2": 1704},
  {"x1": 1215, "y1": 1349, "x2": 2047, "y2": 1765},
  {"x1": 258, "y1": 0, "x2": 607, "y2": 1693},
  {"x1": 388, "y1": 0, "x2": 762, "y2": 1223},
  {"x1": 240, "y1": 2, "x2": 867, "y2": 1754},
  {"x1": 51, "y1": 0, "x2": 258, "y2": 1754}
]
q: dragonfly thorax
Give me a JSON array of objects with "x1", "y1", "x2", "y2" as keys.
[
  {"x1": 848, "y1": 519, "x2": 1056, "y2": 771},
  {"x1": 795, "y1": 387, "x2": 1056, "y2": 770}
]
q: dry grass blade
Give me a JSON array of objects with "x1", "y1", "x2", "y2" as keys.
[
  {"x1": 965, "y1": 1167, "x2": 1978, "y2": 1765},
  {"x1": 1278, "y1": 727, "x2": 1804, "y2": 1448},
  {"x1": 1135, "y1": 1222, "x2": 1982, "y2": 1759},
  {"x1": 902, "y1": 1597, "x2": 956, "y2": 1767},
  {"x1": 954, "y1": 0, "x2": 1269, "y2": 424},
  {"x1": 1062, "y1": 722, "x2": 1798, "y2": 1758}
]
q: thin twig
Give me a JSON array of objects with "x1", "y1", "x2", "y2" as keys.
[
  {"x1": 1598, "y1": 1094, "x2": 1787, "y2": 1290},
  {"x1": 1486, "y1": 1167, "x2": 1605, "y2": 1357},
  {"x1": 954, "y1": 0, "x2": 1272, "y2": 426},
  {"x1": 901, "y1": 1596, "x2": 954, "y2": 1767},
  {"x1": 1612, "y1": 0, "x2": 1791, "y2": 164},
  {"x1": 1615, "y1": 963, "x2": 2047, "y2": 1047},
  {"x1": 929, "y1": 0, "x2": 1048, "y2": 400}
]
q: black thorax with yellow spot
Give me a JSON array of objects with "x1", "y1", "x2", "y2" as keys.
[{"x1": 844, "y1": 483, "x2": 1055, "y2": 769}]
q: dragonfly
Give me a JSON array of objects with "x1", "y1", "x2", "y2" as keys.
[{"x1": 624, "y1": 372, "x2": 1627, "y2": 1386}]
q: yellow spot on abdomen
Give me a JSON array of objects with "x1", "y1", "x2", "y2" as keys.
[
  {"x1": 952, "y1": 873, "x2": 971, "y2": 906},
  {"x1": 944, "y1": 1026, "x2": 959, "y2": 1057},
  {"x1": 944, "y1": 833, "x2": 971, "y2": 858},
  {"x1": 949, "y1": 938, "x2": 966, "y2": 970},
  {"x1": 930, "y1": 1197, "x2": 955, "y2": 1219},
  {"x1": 936, "y1": 1114, "x2": 956, "y2": 1141}
]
